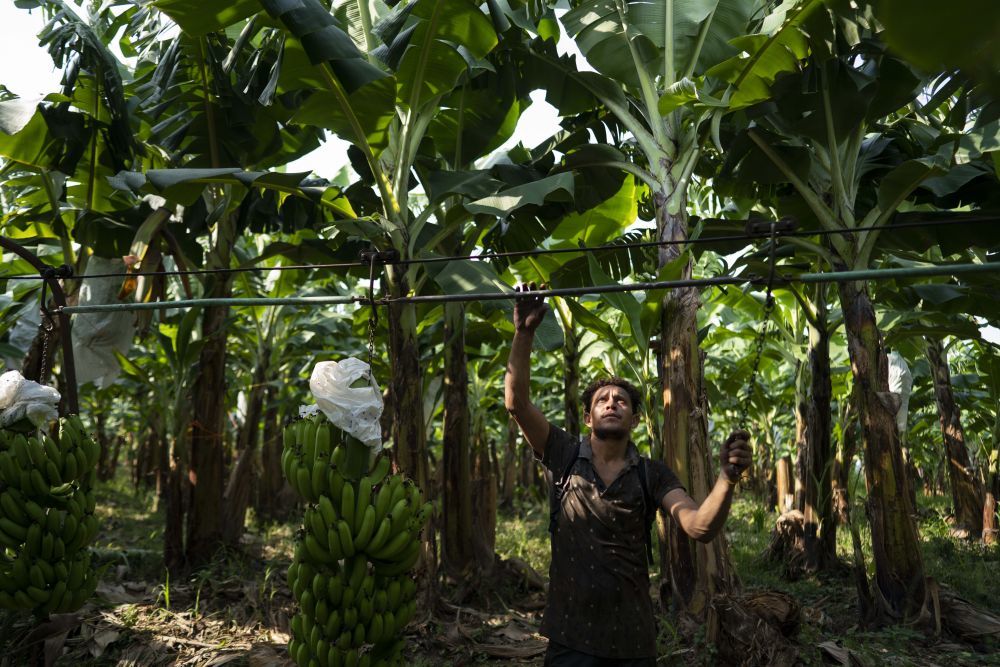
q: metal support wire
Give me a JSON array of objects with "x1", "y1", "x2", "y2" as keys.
[
  {"x1": 58, "y1": 261, "x2": 1000, "y2": 315},
  {"x1": 4, "y1": 213, "x2": 998, "y2": 283}
]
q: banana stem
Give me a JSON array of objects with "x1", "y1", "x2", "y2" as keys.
[{"x1": 343, "y1": 435, "x2": 370, "y2": 481}]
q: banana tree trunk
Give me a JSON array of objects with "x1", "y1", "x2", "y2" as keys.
[
  {"x1": 837, "y1": 280, "x2": 926, "y2": 623},
  {"x1": 257, "y1": 384, "x2": 287, "y2": 520},
  {"x1": 186, "y1": 297, "x2": 231, "y2": 564},
  {"x1": 500, "y1": 416, "x2": 517, "y2": 509},
  {"x1": 557, "y1": 302, "x2": 581, "y2": 436},
  {"x1": 794, "y1": 358, "x2": 807, "y2": 513},
  {"x1": 656, "y1": 202, "x2": 737, "y2": 616},
  {"x1": 386, "y1": 266, "x2": 435, "y2": 596},
  {"x1": 832, "y1": 395, "x2": 858, "y2": 525},
  {"x1": 802, "y1": 295, "x2": 834, "y2": 569},
  {"x1": 442, "y1": 302, "x2": 475, "y2": 576},
  {"x1": 222, "y1": 345, "x2": 272, "y2": 545},
  {"x1": 925, "y1": 337, "x2": 983, "y2": 536}
]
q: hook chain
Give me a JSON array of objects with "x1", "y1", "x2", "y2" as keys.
[{"x1": 738, "y1": 221, "x2": 783, "y2": 432}]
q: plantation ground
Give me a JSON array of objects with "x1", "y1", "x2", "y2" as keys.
[{"x1": 1, "y1": 471, "x2": 998, "y2": 666}]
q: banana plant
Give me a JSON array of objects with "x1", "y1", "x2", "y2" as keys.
[
  {"x1": 510, "y1": 0, "x2": 840, "y2": 614},
  {"x1": 710, "y1": 3, "x2": 998, "y2": 623}
]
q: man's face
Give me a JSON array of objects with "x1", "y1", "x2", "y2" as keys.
[{"x1": 584, "y1": 385, "x2": 639, "y2": 439}]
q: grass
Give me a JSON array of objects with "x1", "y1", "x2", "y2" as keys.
[{"x1": 6, "y1": 466, "x2": 995, "y2": 666}]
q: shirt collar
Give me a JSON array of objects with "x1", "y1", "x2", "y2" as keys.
[{"x1": 581, "y1": 433, "x2": 641, "y2": 467}]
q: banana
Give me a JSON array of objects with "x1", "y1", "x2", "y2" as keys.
[
  {"x1": 26, "y1": 522, "x2": 42, "y2": 554},
  {"x1": 342, "y1": 584, "x2": 355, "y2": 610},
  {"x1": 317, "y1": 495, "x2": 338, "y2": 529},
  {"x1": 359, "y1": 596, "x2": 374, "y2": 625},
  {"x1": 386, "y1": 499, "x2": 412, "y2": 533},
  {"x1": 0, "y1": 516, "x2": 30, "y2": 549},
  {"x1": 336, "y1": 520, "x2": 355, "y2": 558},
  {"x1": 324, "y1": 609, "x2": 342, "y2": 639},
  {"x1": 351, "y1": 623, "x2": 365, "y2": 648},
  {"x1": 297, "y1": 466, "x2": 314, "y2": 502},
  {"x1": 400, "y1": 577, "x2": 416, "y2": 602},
  {"x1": 326, "y1": 573, "x2": 343, "y2": 607},
  {"x1": 335, "y1": 631, "x2": 351, "y2": 651},
  {"x1": 66, "y1": 556, "x2": 85, "y2": 592},
  {"x1": 373, "y1": 542, "x2": 420, "y2": 577},
  {"x1": 374, "y1": 590, "x2": 387, "y2": 613},
  {"x1": 40, "y1": 533, "x2": 54, "y2": 561},
  {"x1": 387, "y1": 580, "x2": 401, "y2": 611},
  {"x1": 0, "y1": 522, "x2": 22, "y2": 550},
  {"x1": 381, "y1": 610, "x2": 397, "y2": 641},
  {"x1": 328, "y1": 468, "x2": 345, "y2": 507},
  {"x1": 331, "y1": 444, "x2": 346, "y2": 469},
  {"x1": 347, "y1": 555, "x2": 366, "y2": 592},
  {"x1": 326, "y1": 526, "x2": 344, "y2": 561},
  {"x1": 396, "y1": 599, "x2": 416, "y2": 631},
  {"x1": 364, "y1": 517, "x2": 392, "y2": 555},
  {"x1": 41, "y1": 434, "x2": 62, "y2": 468},
  {"x1": 0, "y1": 489, "x2": 29, "y2": 526},
  {"x1": 62, "y1": 514, "x2": 79, "y2": 546},
  {"x1": 314, "y1": 597, "x2": 330, "y2": 626},
  {"x1": 24, "y1": 500, "x2": 46, "y2": 525},
  {"x1": 311, "y1": 460, "x2": 327, "y2": 499},
  {"x1": 369, "y1": 528, "x2": 409, "y2": 562},
  {"x1": 308, "y1": 509, "x2": 329, "y2": 550},
  {"x1": 25, "y1": 584, "x2": 50, "y2": 605},
  {"x1": 36, "y1": 557, "x2": 55, "y2": 584},
  {"x1": 368, "y1": 455, "x2": 390, "y2": 486},
  {"x1": 343, "y1": 606, "x2": 357, "y2": 630},
  {"x1": 29, "y1": 564, "x2": 46, "y2": 589},
  {"x1": 62, "y1": 449, "x2": 80, "y2": 482},
  {"x1": 352, "y1": 506, "x2": 376, "y2": 551},
  {"x1": 80, "y1": 432, "x2": 100, "y2": 472},
  {"x1": 305, "y1": 534, "x2": 330, "y2": 564},
  {"x1": 300, "y1": 589, "x2": 316, "y2": 617},
  {"x1": 302, "y1": 419, "x2": 318, "y2": 464},
  {"x1": 354, "y1": 476, "x2": 373, "y2": 535},
  {"x1": 0, "y1": 452, "x2": 19, "y2": 486},
  {"x1": 29, "y1": 469, "x2": 50, "y2": 498},
  {"x1": 387, "y1": 477, "x2": 407, "y2": 509},
  {"x1": 12, "y1": 435, "x2": 32, "y2": 468},
  {"x1": 314, "y1": 421, "x2": 331, "y2": 460},
  {"x1": 340, "y1": 483, "x2": 356, "y2": 532},
  {"x1": 13, "y1": 590, "x2": 34, "y2": 610},
  {"x1": 371, "y1": 482, "x2": 393, "y2": 525},
  {"x1": 367, "y1": 612, "x2": 384, "y2": 645},
  {"x1": 311, "y1": 571, "x2": 326, "y2": 600}
]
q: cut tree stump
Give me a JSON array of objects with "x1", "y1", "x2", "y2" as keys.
[{"x1": 764, "y1": 510, "x2": 807, "y2": 579}]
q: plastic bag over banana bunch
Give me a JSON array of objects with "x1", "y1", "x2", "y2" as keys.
[
  {"x1": 0, "y1": 370, "x2": 60, "y2": 430},
  {"x1": 283, "y1": 358, "x2": 432, "y2": 667},
  {"x1": 0, "y1": 371, "x2": 102, "y2": 617}
]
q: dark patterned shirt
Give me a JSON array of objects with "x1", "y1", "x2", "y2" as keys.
[{"x1": 538, "y1": 424, "x2": 683, "y2": 659}]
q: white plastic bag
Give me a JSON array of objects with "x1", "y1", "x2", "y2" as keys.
[
  {"x1": 0, "y1": 370, "x2": 60, "y2": 428},
  {"x1": 71, "y1": 256, "x2": 136, "y2": 388},
  {"x1": 887, "y1": 350, "x2": 912, "y2": 435},
  {"x1": 310, "y1": 358, "x2": 384, "y2": 451}
]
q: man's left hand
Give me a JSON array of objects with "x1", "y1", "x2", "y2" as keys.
[{"x1": 721, "y1": 429, "x2": 752, "y2": 481}]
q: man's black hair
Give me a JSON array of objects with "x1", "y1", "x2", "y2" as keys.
[{"x1": 581, "y1": 377, "x2": 642, "y2": 414}]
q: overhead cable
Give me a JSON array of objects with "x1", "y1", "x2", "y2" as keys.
[
  {"x1": 3, "y1": 215, "x2": 997, "y2": 283},
  {"x1": 59, "y1": 261, "x2": 1000, "y2": 315}
]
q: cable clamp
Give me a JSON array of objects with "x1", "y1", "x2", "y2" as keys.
[
  {"x1": 745, "y1": 217, "x2": 796, "y2": 236},
  {"x1": 359, "y1": 249, "x2": 399, "y2": 265}
]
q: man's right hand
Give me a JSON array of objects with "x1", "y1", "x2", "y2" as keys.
[{"x1": 513, "y1": 282, "x2": 548, "y2": 333}]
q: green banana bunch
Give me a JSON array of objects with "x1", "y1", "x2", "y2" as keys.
[
  {"x1": 283, "y1": 415, "x2": 430, "y2": 667},
  {"x1": 0, "y1": 415, "x2": 101, "y2": 617}
]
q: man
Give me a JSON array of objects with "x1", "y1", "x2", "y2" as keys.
[{"x1": 504, "y1": 284, "x2": 752, "y2": 666}]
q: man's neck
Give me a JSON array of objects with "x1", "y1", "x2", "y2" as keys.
[{"x1": 589, "y1": 432, "x2": 629, "y2": 464}]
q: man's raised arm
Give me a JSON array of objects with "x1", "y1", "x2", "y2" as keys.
[
  {"x1": 504, "y1": 284, "x2": 550, "y2": 457},
  {"x1": 661, "y1": 430, "x2": 752, "y2": 542}
]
